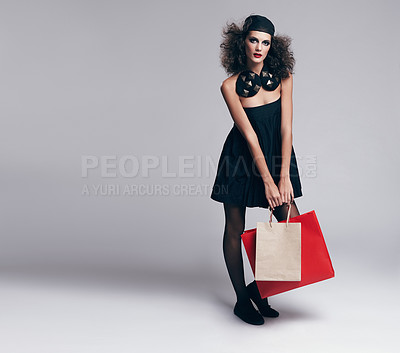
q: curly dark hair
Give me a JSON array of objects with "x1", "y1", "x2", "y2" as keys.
[{"x1": 220, "y1": 18, "x2": 295, "y2": 79}]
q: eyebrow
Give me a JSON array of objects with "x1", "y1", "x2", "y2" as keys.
[{"x1": 249, "y1": 36, "x2": 270, "y2": 42}]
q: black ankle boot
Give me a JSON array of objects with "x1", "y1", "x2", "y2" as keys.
[
  {"x1": 233, "y1": 299, "x2": 264, "y2": 325},
  {"x1": 246, "y1": 281, "x2": 279, "y2": 318}
]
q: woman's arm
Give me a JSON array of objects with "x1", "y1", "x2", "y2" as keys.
[
  {"x1": 220, "y1": 78, "x2": 282, "y2": 208},
  {"x1": 279, "y1": 72, "x2": 294, "y2": 203}
]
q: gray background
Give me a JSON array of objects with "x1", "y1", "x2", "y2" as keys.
[{"x1": 1, "y1": 0, "x2": 399, "y2": 352}]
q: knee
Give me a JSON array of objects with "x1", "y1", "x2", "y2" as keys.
[{"x1": 224, "y1": 222, "x2": 245, "y2": 239}]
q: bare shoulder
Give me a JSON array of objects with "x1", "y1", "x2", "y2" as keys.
[
  {"x1": 280, "y1": 72, "x2": 293, "y2": 96},
  {"x1": 220, "y1": 74, "x2": 239, "y2": 94},
  {"x1": 281, "y1": 72, "x2": 293, "y2": 86}
]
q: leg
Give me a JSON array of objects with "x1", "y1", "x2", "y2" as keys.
[
  {"x1": 222, "y1": 202, "x2": 248, "y2": 304},
  {"x1": 272, "y1": 200, "x2": 300, "y2": 222},
  {"x1": 222, "y1": 203, "x2": 264, "y2": 325}
]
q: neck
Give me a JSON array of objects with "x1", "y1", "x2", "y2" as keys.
[{"x1": 246, "y1": 60, "x2": 264, "y2": 75}]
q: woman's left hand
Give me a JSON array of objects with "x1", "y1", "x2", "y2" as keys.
[{"x1": 278, "y1": 175, "x2": 294, "y2": 204}]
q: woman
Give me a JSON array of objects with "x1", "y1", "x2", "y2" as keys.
[{"x1": 210, "y1": 15, "x2": 303, "y2": 325}]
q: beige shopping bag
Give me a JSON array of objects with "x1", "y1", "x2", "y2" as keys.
[{"x1": 255, "y1": 202, "x2": 301, "y2": 281}]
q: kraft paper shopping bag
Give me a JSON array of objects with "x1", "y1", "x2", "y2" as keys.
[{"x1": 255, "y1": 202, "x2": 301, "y2": 281}]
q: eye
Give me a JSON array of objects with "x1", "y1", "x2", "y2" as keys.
[
  {"x1": 262, "y1": 41, "x2": 270, "y2": 46},
  {"x1": 249, "y1": 38, "x2": 258, "y2": 43}
]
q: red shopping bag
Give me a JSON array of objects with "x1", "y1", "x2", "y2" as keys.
[{"x1": 241, "y1": 210, "x2": 334, "y2": 298}]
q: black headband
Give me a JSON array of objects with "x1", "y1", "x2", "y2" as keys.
[{"x1": 243, "y1": 15, "x2": 275, "y2": 37}]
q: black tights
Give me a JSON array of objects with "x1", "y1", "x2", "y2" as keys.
[{"x1": 222, "y1": 201, "x2": 300, "y2": 304}]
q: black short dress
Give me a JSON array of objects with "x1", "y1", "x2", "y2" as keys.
[{"x1": 210, "y1": 97, "x2": 302, "y2": 208}]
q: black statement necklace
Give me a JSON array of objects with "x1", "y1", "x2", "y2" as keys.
[{"x1": 235, "y1": 65, "x2": 281, "y2": 97}]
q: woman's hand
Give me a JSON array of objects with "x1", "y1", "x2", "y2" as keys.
[
  {"x1": 264, "y1": 181, "x2": 283, "y2": 210},
  {"x1": 278, "y1": 175, "x2": 294, "y2": 204}
]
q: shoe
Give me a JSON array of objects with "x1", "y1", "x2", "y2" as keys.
[
  {"x1": 233, "y1": 300, "x2": 265, "y2": 325},
  {"x1": 246, "y1": 281, "x2": 279, "y2": 318}
]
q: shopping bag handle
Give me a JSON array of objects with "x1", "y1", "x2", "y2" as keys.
[{"x1": 268, "y1": 198, "x2": 293, "y2": 227}]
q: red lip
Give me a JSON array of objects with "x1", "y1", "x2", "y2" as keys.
[{"x1": 253, "y1": 53, "x2": 262, "y2": 58}]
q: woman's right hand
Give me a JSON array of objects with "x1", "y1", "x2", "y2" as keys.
[{"x1": 264, "y1": 182, "x2": 283, "y2": 210}]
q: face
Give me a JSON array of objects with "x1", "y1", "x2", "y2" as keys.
[{"x1": 244, "y1": 31, "x2": 272, "y2": 64}]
